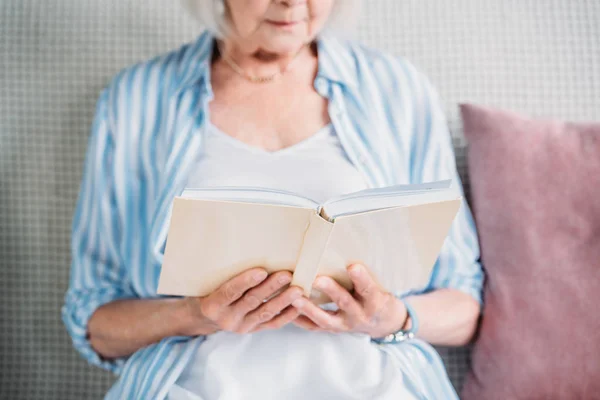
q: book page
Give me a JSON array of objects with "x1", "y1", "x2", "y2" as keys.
[
  {"x1": 157, "y1": 198, "x2": 315, "y2": 297},
  {"x1": 315, "y1": 199, "x2": 462, "y2": 296},
  {"x1": 321, "y1": 186, "x2": 460, "y2": 221},
  {"x1": 291, "y1": 212, "x2": 334, "y2": 296},
  {"x1": 181, "y1": 187, "x2": 319, "y2": 208}
]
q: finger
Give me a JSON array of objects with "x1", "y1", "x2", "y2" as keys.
[
  {"x1": 232, "y1": 271, "x2": 293, "y2": 315},
  {"x1": 240, "y1": 286, "x2": 303, "y2": 333},
  {"x1": 207, "y1": 268, "x2": 268, "y2": 311},
  {"x1": 292, "y1": 297, "x2": 347, "y2": 332},
  {"x1": 313, "y1": 276, "x2": 365, "y2": 321},
  {"x1": 292, "y1": 315, "x2": 321, "y2": 331},
  {"x1": 250, "y1": 306, "x2": 300, "y2": 333},
  {"x1": 348, "y1": 264, "x2": 384, "y2": 306}
]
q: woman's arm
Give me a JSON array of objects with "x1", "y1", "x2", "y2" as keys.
[
  {"x1": 88, "y1": 297, "x2": 193, "y2": 360},
  {"x1": 62, "y1": 88, "x2": 301, "y2": 369},
  {"x1": 88, "y1": 269, "x2": 302, "y2": 360},
  {"x1": 293, "y1": 63, "x2": 484, "y2": 346},
  {"x1": 88, "y1": 299, "x2": 195, "y2": 360},
  {"x1": 402, "y1": 289, "x2": 480, "y2": 346},
  {"x1": 62, "y1": 88, "x2": 135, "y2": 372},
  {"x1": 292, "y1": 264, "x2": 480, "y2": 346}
]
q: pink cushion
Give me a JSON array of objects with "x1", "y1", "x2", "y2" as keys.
[{"x1": 460, "y1": 104, "x2": 600, "y2": 400}]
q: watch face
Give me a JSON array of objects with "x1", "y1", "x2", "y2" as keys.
[
  {"x1": 373, "y1": 329, "x2": 415, "y2": 344},
  {"x1": 393, "y1": 331, "x2": 412, "y2": 342}
]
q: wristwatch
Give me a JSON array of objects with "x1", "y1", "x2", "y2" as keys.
[{"x1": 372, "y1": 298, "x2": 419, "y2": 344}]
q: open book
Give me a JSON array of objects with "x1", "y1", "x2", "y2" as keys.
[{"x1": 157, "y1": 180, "x2": 462, "y2": 301}]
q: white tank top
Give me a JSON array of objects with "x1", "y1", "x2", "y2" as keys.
[
  {"x1": 168, "y1": 124, "x2": 419, "y2": 400},
  {"x1": 184, "y1": 123, "x2": 368, "y2": 203}
]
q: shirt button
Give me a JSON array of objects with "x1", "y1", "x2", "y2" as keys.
[{"x1": 315, "y1": 77, "x2": 328, "y2": 96}]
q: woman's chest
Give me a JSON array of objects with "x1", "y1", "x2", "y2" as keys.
[
  {"x1": 209, "y1": 84, "x2": 330, "y2": 152},
  {"x1": 186, "y1": 124, "x2": 369, "y2": 203}
]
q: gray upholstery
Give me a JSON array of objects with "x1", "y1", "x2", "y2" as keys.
[{"x1": 1, "y1": 1, "x2": 598, "y2": 399}]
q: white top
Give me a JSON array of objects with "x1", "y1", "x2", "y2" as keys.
[
  {"x1": 184, "y1": 123, "x2": 367, "y2": 204},
  {"x1": 168, "y1": 124, "x2": 420, "y2": 400}
]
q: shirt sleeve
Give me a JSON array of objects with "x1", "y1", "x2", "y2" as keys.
[
  {"x1": 408, "y1": 72, "x2": 485, "y2": 305},
  {"x1": 61, "y1": 88, "x2": 135, "y2": 374}
]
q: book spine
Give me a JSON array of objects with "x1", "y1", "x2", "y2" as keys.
[{"x1": 291, "y1": 211, "x2": 334, "y2": 297}]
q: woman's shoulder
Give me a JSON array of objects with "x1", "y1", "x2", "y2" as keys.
[
  {"x1": 327, "y1": 38, "x2": 427, "y2": 80},
  {"x1": 103, "y1": 33, "x2": 213, "y2": 103},
  {"x1": 322, "y1": 37, "x2": 436, "y2": 101}
]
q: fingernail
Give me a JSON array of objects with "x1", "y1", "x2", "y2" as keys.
[
  {"x1": 292, "y1": 299, "x2": 305, "y2": 308},
  {"x1": 245, "y1": 295, "x2": 260, "y2": 309},
  {"x1": 260, "y1": 312, "x2": 273, "y2": 322},
  {"x1": 254, "y1": 270, "x2": 268, "y2": 282},
  {"x1": 314, "y1": 277, "x2": 328, "y2": 289},
  {"x1": 349, "y1": 265, "x2": 362, "y2": 277},
  {"x1": 278, "y1": 274, "x2": 292, "y2": 285},
  {"x1": 290, "y1": 290, "x2": 302, "y2": 300}
]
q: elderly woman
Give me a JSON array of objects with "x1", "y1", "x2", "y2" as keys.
[{"x1": 62, "y1": 1, "x2": 483, "y2": 399}]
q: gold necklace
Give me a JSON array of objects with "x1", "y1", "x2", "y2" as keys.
[{"x1": 218, "y1": 42, "x2": 305, "y2": 84}]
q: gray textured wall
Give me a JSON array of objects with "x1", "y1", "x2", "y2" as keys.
[{"x1": 1, "y1": 1, "x2": 598, "y2": 399}]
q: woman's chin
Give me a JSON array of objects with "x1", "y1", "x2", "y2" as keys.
[
  {"x1": 257, "y1": 28, "x2": 312, "y2": 54},
  {"x1": 260, "y1": 38, "x2": 311, "y2": 56}
]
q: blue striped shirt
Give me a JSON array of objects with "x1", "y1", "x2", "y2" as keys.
[{"x1": 62, "y1": 31, "x2": 483, "y2": 399}]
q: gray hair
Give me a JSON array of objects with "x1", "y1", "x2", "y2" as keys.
[{"x1": 183, "y1": 0, "x2": 362, "y2": 38}]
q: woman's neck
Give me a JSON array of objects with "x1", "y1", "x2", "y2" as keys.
[{"x1": 218, "y1": 39, "x2": 315, "y2": 79}]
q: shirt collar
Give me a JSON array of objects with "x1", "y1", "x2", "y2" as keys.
[
  {"x1": 314, "y1": 35, "x2": 359, "y2": 89},
  {"x1": 174, "y1": 31, "x2": 214, "y2": 95},
  {"x1": 175, "y1": 31, "x2": 359, "y2": 94}
]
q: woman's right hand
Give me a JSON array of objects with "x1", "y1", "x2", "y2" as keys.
[{"x1": 180, "y1": 268, "x2": 303, "y2": 336}]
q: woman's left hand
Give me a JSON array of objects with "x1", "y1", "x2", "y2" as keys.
[{"x1": 291, "y1": 264, "x2": 408, "y2": 339}]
